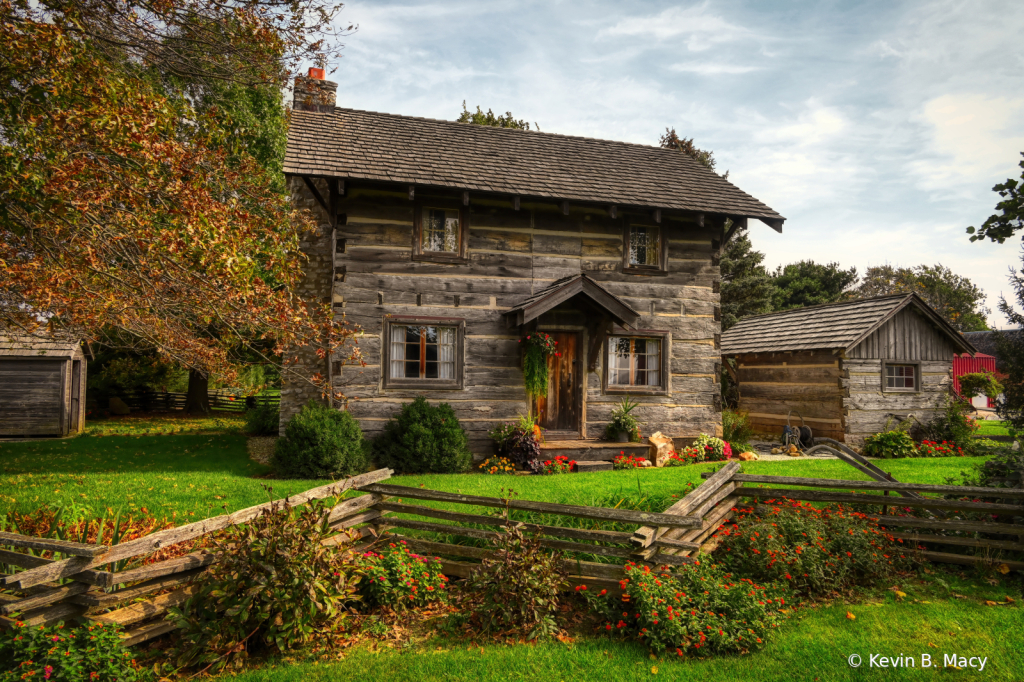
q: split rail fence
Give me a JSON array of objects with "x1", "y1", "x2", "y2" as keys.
[
  {"x1": 1, "y1": 459, "x2": 1020, "y2": 649},
  {"x1": 0, "y1": 462, "x2": 743, "y2": 647}
]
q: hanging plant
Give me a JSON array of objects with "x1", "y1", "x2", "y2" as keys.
[{"x1": 520, "y1": 333, "x2": 559, "y2": 399}]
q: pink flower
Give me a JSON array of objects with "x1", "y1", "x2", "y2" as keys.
[{"x1": 44, "y1": 666, "x2": 53, "y2": 680}]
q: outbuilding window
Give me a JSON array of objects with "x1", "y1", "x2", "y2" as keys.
[
  {"x1": 883, "y1": 362, "x2": 918, "y2": 392},
  {"x1": 604, "y1": 332, "x2": 670, "y2": 395},
  {"x1": 383, "y1": 317, "x2": 465, "y2": 389}
]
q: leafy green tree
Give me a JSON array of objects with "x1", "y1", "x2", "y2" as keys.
[
  {"x1": 967, "y1": 152, "x2": 1024, "y2": 243},
  {"x1": 994, "y1": 261, "x2": 1024, "y2": 429},
  {"x1": 457, "y1": 102, "x2": 533, "y2": 130},
  {"x1": 720, "y1": 228, "x2": 775, "y2": 331},
  {"x1": 856, "y1": 264, "x2": 989, "y2": 331},
  {"x1": 771, "y1": 261, "x2": 858, "y2": 310},
  {"x1": 659, "y1": 128, "x2": 727, "y2": 178}
]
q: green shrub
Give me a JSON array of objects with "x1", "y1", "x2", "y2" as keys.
[
  {"x1": 467, "y1": 520, "x2": 567, "y2": 639},
  {"x1": 371, "y1": 396, "x2": 471, "y2": 474},
  {"x1": 0, "y1": 621, "x2": 147, "y2": 682},
  {"x1": 272, "y1": 401, "x2": 366, "y2": 478},
  {"x1": 167, "y1": 500, "x2": 360, "y2": 674},
  {"x1": 715, "y1": 500, "x2": 913, "y2": 598},
  {"x1": 580, "y1": 559, "x2": 787, "y2": 655},
  {"x1": 921, "y1": 398, "x2": 979, "y2": 455},
  {"x1": 245, "y1": 402, "x2": 280, "y2": 436},
  {"x1": 605, "y1": 396, "x2": 643, "y2": 441},
  {"x1": 355, "y1": 540, "x2": 449, "y2": 610},
  {"x1": 722, "y1": 409, "x2": 754, "y2": 451},
  {"x1": 862, "y1": 429, "x2": 918, "y2": 458}
]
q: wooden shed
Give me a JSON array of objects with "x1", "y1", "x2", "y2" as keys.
[
  {"x1": 0, "y1": 335, "x2": 87, "y2": 438},
  {"x1": 721, "y1": 294, "x2": 976, "y2": 447}
]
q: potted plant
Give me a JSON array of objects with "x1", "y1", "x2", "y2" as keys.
[{"x1": 605, "y1": 396, "x2": 642, "y2": 442}]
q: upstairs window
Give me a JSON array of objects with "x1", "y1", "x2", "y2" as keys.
[
  {"x1": 606, "y1": 336, "x2": 664, "y2": 391},
  {"x1": 383, "y1": 317, "x2": 465, "y2": 389},
  {"x1": 622, "y1": 220, "x2": 667, "y2": 274},
  {"x1": 422, "y1": 208, "x2": 460, "y2": 253},
  {"x1": 883, "y1": 363, "x2": 918, "y2": 392},
  {"x1": 628, "y1": 225, "x2": 661, "y2": 267},
  {"x1": 413, "y1": 203, "x2": 468, "y2": 263}
]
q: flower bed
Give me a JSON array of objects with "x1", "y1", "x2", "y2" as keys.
[{"x1": 542, "y1": 455, "x2": 575, "y2": 474}]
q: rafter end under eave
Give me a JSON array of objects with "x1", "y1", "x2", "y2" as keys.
[{"x1": 760, "y1": 217, "x2": 784, "y2": 233}]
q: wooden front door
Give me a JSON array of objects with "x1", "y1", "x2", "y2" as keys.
[{"x1": 532, "y1": 332, "x2": 581, "y2": 436}]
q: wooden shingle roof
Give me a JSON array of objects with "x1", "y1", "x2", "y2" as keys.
[
  {"x1": 721, "y1": 294, "x2": 977, "y2": 355},
  {"x1": 284, "y1": 108, "x2": 785, "y2": 224}
]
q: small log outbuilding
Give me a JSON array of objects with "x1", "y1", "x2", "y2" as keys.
[
  {"x1": 721, "y1": 294, "x2": 977, "y2": 447},
  {"x1": 0, "y1": 335, "x2": 87, "y2": 438}
]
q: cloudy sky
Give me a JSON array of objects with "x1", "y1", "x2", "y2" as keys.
[{"x1": 325, "y1": 0, "x2": 1024, "y2": 325}]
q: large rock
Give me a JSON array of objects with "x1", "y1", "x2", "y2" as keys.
[
  {"x1": 648, "y1": 431, "x2": 675, "y2": 467},
  {"x1": 108, "y1": 396, "x2": 131, "y2": 415}
]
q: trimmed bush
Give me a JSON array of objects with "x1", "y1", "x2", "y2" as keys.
[
  {"x1": 580, "y1": 560, "x2": 787, "y2": 655},
  {"x1": 371, "y1": 396, "x2": 472, "y2": 474},
  {"x1": 244, "y1": 402, "x2": 280, "y2": 436},
  {"x1": 272, "y1": 401, "x2": 366, "y2": 478},
  {"x1": 862, "y1": 429, "x2": 917, "y2": 458}
]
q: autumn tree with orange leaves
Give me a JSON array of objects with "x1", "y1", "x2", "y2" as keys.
[{"x1": 0, "y1": 0, "x2": 358, "y2": 403}]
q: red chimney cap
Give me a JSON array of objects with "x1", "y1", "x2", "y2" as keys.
[{"x1": 308, "y1": 67, "x2": 325, "y2": 80}]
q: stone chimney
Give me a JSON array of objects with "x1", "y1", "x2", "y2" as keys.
[{"x1": 293, "y1": 67, "x2": 337, "y2": 113}]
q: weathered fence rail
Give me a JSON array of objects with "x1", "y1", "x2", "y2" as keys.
[
  {"x1": 3, "y1": 461, "x2": 1020, "y2": 650},
  {"x1": 700, "y1": 469, "x2": 1024, "y2": 570}
]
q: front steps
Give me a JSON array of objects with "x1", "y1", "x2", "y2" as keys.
[{"x1": 539, "y1": 439, "x2": 649, "y2": 462}]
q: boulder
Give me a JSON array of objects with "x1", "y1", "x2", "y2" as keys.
[
  {"x1": 737, "y1": 451, "x2": 759, "y2": 461},
  {"x1": 648, "y1": 431, "x2": 675, "y2": 467},
  {"x1": 108, "y1": 396, "x2": 131, "y2": 415}
]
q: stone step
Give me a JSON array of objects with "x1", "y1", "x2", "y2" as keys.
[
  {"x1": 573, "y1": 460, "x2": 613, "y2": 472},
  {"x1": 539, "y1": 440, "x2": 648, "y2": 462}
]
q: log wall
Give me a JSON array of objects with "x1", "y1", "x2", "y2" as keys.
[
  {"x1": 282, "y1": 179, "x2": 723, "y2": 454},
  {"x1": 732, "y1": 350, "x2": 845, "y2": 441}
]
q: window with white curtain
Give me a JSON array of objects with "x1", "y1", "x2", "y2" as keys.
[
  {"x1": 607, "y1": 336, "x2": 662, "y2": 388},
  {"x1": 421, "y1": 208, "x2": 460, "y2": 253},
  {"x1": 384, "y1": 319, "x2": 463, "y2": 388}
]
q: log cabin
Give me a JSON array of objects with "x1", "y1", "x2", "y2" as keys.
[
  {"x1": 279, "y1": 69, "x2": 785, "y2": 461},
  {"x1": 721, "y1": 293, "x2": 977, "y2": 448},
  {"x1": 0, "y1": 335, "x2": 87, "y2": 438}
]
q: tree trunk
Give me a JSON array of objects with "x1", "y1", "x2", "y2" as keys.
[{"x1": 185, "y1": 369, "x2": 210, "y2": 414}]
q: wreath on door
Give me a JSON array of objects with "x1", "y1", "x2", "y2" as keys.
[{"x1": 520, "y1": 333, "x2": 560, "y2": 400}]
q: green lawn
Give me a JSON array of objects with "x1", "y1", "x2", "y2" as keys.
[
  {"x1": 975, "y1": 420, "x2": 1011, "y2": 437},
  {"x1": 0, "y1": 432, "x2": 332, "y2": 520},
  {"x1": 0, "y1": 426, "x2": 988, "y2": 520},
  {"x1": 231, "y1": 597, "x2": 1023, "y2": 682}
]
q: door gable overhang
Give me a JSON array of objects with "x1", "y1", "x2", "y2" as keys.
[{"x1": 503, "y1": 274, "x2": 641, "y2": 329}]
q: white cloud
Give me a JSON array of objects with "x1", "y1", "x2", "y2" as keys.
[
  {"x1": 598, "y1": 3, "x2": 755, "y2": 51},
  {"x1": 907, "y1": 94, "x2": 1024, "y2": 193},
  {"x1": 669, "y1": 62, "x2": 761, "y2": 75}
]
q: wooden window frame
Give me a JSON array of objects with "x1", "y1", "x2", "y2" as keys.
[
  {"x1": 382, "y1": 316, "x2": 465, "y2": 390},
  {"x1": 881, "y1": 360, "x2": 920, "y2": 393},
  {"x1": 412, "y1": 200, "x2": 469, "y2": 264},
  {"x1": 602, "y1": 329, "x2": 671, "y2": 396},
  {"x1": 622, "y1": 217, "x2": 668, "y2": 276}
]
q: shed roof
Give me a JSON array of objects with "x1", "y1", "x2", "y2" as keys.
[
  {"x1": 0, "y1": 334, "x2": 82, "y2": 359},
  {"x1": 284, "y1": 108, "x2": 784, "y2": 224},
  {"x1": 721, "y1": 294, "x2": 977, "y2": 356}
]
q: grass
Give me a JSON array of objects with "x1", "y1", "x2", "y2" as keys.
[
  {"x1": 975, "y1": 420, "x2": 1011, "y2": 436},
  {"x1": 85, "y1": 413, "x2": 246, "y2": 437},
  {"x1": 0, "y1": 431, "x2": 331, "y2": 520},
  {"x1": 0, "y1": 424, "x2": 989, "y2": 521},
  {"x1": 229, "y1": 579, "x2": 1024, "y2": 682}
]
